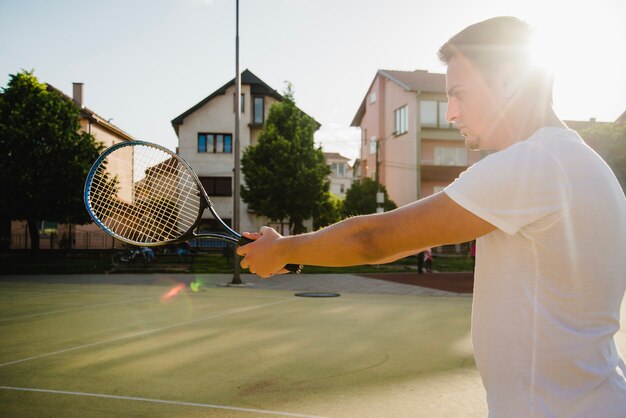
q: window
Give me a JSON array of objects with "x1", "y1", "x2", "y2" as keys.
[
  {"x1": 434, "y1": 147, "x2": 468, "y2": 166},
  {"x1": 198, "y1": 133, "x2": 233, "y2": 153},
  {"x1": 369, "y1": 91, "x2": 377, "y2": 104},
  {"x1": 421, "y1": 100, "x2": 454, "y2": 128},
  {"x1": 438, "y1": 102, "x2": 454, "y2": 128},
  {"x1": 199, "y1": 177, "x2": 232, "y2": 196},
  {"x1": 420, "y1": 100, "x2": 438, "y2": 127},
  {"x1": 369, "y1": 137, "x2": 377, "y2": 155},
  {"x1": 253, "y1": 96, "x2": 264, "y2": 124},
  {"x1": 233, "y1": 93, "x2": 245, "y2": 113},
  {"x1": 394, "y1": 105, "x2": 408, "y2": 135},
  {"x1": 330, "y1": 163, "x2": 345, "y2": 178}
]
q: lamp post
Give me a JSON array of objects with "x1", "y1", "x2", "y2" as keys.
[
  {"x1": 375, "y1": 137, "x2": 384, "y2": 214},
  {"x1": 230, "y1": 0, "x2": 243, "y2": 285}
]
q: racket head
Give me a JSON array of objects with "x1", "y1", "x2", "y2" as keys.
[{"x1": 84, "y1": 141, "x2": 205, "y2": 247}]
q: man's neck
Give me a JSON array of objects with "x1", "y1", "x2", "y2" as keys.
[{"x1": 515, "y1": 107, "x2": 566, "y2": 142}]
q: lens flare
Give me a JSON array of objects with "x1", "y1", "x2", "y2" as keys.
[
  {"x1": 161, "y1": 283, "x2": 186, "y2": 303},
  {"x1": 190, "y1": 280, "x2": 201, "y2": 292}
]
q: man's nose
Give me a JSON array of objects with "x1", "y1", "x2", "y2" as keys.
[{"x1": 446, "y1": 98, "x2": 459, "y2": 123}]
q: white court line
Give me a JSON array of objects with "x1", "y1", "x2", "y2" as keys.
[
  {"x1": 0, "y1": 386, "x2": 327, "y2": 418},
  {"x1": 0, "y1": 299, "x2": 294, "y2": 368},
  {"x1": 0, "y1": 296, "x2": 157, "y2": 322}
]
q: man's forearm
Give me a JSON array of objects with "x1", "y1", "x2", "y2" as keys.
[
  {"x1": 239, "y1": 192, "x2": 495, "y2": 277},
  {"x1": 278, "y1": 213, "x2": 402, "y2": 267}
]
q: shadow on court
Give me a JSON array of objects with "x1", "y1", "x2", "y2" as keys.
[{"x1": 1, "y1": 273, "x2": 483, "y2": 417}]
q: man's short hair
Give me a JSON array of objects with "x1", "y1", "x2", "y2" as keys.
[
  {"x1": 438, "y1": 16, "x2": 533, "y2": 72},
  {"x1": 439, "y1": 16, "x2": 553, "y2": 103}
]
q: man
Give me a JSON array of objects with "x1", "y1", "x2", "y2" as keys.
[{"x1": 238, "y1": 17, "x2": 626, "y2": 417}]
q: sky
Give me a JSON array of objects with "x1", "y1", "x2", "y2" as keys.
[{"x1": 1, "y1": 0, "x2": 624, "y2": 163}]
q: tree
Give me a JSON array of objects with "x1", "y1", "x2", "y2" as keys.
[
  {"x1": 341, "y1": 177, "x2": 397, "y2": 217},
  {"x1": 312, "y1": 191, "x2": 343, "y2": 230},
  {"x1": 580, "y1": 122, "x2": 626, "y2": 192},
  {"x1": 0, "y1": 70, "x2": 105, "y2": 250},
  {"x1": 241, "y1": 85, "x2": 330, "y2": 234}
]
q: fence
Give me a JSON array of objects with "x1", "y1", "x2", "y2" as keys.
[
  {"x1": 6, "y1": 223, "x2": 472, "y2": 254},
  {"x1": 8, "y1": 226, "x2": 120, "y2": 250},
  {"x1": 7, "y1": 225, "x2": 234, "y2": 251}
]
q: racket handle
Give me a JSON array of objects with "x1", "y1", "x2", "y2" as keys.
[{"x1": 237, "y1": 236, "x2": 303, "y2": 274}]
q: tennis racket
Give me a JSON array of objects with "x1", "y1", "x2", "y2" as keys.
[{"x1": 83, "y1": 140, "x2": 302, "y2": 273}]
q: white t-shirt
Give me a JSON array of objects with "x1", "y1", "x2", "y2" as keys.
[{"x1": 445, "y1": 127, "x2": 626, "y2": 417}]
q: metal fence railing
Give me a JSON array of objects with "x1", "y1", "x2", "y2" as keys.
[
  {"x1": 8, "y1": 227, "x2": 120, "y2": 250},
  {"x1": 6, "y1": 227, "x2": 235, "y2": 252},
  {"x1": 6, "y1": 224, "x2": 472, "y2": 255}
]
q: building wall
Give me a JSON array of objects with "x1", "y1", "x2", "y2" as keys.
[
  {"x1": 176, "y1": 84, "x2": 282, "y2": 234},
  {"x1": 73, "y1": 117, "x2": 134, "y2": 248},
  {"x1": 357, "y1": 74, "x2": 482, "y2": 208},
  {"x1": 325, "y1": 154, "x2": 353, "y2": 199},
  {"x1": 381, "y1": 79, "x2": 419, "y2": 207},
  {"x1": 80, "y1": 119, "x2": 125, "y2": 148},
  {"x1": 359, "y1": 75, "x2": 383, "y2": 183}
]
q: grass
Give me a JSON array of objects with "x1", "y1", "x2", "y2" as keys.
[{"x1": 0, "y1": 250, "x2": 474, "y2": 275}]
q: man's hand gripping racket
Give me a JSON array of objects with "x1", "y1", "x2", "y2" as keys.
[
  {"x1": 238, "y1": 227, "x2": 294, "y2": 278},
  {"x1": 83, "y1": 140, "x2": 302, "y2": 274}
]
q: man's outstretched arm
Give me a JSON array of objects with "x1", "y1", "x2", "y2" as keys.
[{"x1": 237, "y1": 192, "x2": 495, "y2": 278}]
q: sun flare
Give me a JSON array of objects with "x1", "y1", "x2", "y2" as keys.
[{"x1": 517, "y1": 1, "x2": 624, "y2": 120}]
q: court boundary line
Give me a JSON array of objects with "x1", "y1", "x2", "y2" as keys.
[
  {"x1": 0, "y1": 386, "x2": 327, "y2": 418},
  {"x1": 0, "y1": 298, "x2": 295, "y2": 368}
]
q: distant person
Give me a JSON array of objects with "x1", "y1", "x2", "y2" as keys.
[
  {"x1": 140, "y1": 247, "x2": 154, "y2": 264},
  {"x1": 237, "y1": 16, "x2": 626, "y2": 416},
  {"x1": 469, "y1": 240, "x2": 476, "y2": 269},
  {"x1": 424, "y1": 248, "x2": 432, "y2": 273},
  {"x1": 177, "y1": 242, "x2": 190, "y2": 261}
]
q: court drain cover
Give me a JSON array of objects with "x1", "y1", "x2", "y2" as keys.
[{"x1": 294, "y1": 292, "x2": 341, "y2": 298}]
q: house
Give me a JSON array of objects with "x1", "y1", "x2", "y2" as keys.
[
  {"x1": 171, "y1": 69, "x2": 317, "y2": 236},
  {"x1": 323, "y1": 152, "x2": 353, "y2": 199},
  {"x1": 564, "y1": 117, "x2": 610, "y2": 132},
  {"x1": 351, "y1": 69, "x2": 484, "y2": 207},
  {"x1": 9, "y1": 83, "x2": 134, "y2": 249}
]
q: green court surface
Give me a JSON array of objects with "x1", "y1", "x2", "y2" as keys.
[{"x1": 0, "y1": 276, "x2": 623, "y2": 417}]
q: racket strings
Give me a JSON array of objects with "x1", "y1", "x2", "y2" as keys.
[
  {"x1": 88, "y1": 145, "x2": 202, "y2": 244},
  {"x1": 138, "y1": 155, "x2": 198, "y2": 240}
]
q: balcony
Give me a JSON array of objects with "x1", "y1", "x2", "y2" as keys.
[{"x1": 420, "y1": 160, "x2": 467, "y2": 182}]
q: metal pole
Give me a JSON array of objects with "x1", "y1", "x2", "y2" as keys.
[
  {"x1": 375, "y1": 138, "x2": 384, "y2": 213},
  {"x1": 230, "y1": 0, "x2": 243, "y2": 285}
]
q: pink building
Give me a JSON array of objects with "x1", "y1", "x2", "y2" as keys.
[{"x1": 352, "y1": 70, "x2": 484, "y2": 207}]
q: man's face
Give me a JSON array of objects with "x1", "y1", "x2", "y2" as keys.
[{"x1": 445, "y1": 55, "x2": 509, "y2": 151}]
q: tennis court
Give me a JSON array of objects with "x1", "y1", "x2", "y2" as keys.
[{"x1": 1, "y1": 274, "x2": 623, "y2": 417}]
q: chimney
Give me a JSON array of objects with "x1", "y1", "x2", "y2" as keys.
[{"x1": 72, "y1": 82, "x2": 84, "y2": 107}]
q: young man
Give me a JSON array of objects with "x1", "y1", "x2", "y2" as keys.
[{"x1": 238, "y1": 17, "x2": 626, "y2": 416}]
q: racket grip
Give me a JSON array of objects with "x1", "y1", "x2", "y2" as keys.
[{"x1": 237, "y1": 236, "x2": 303, "y2": 274}]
